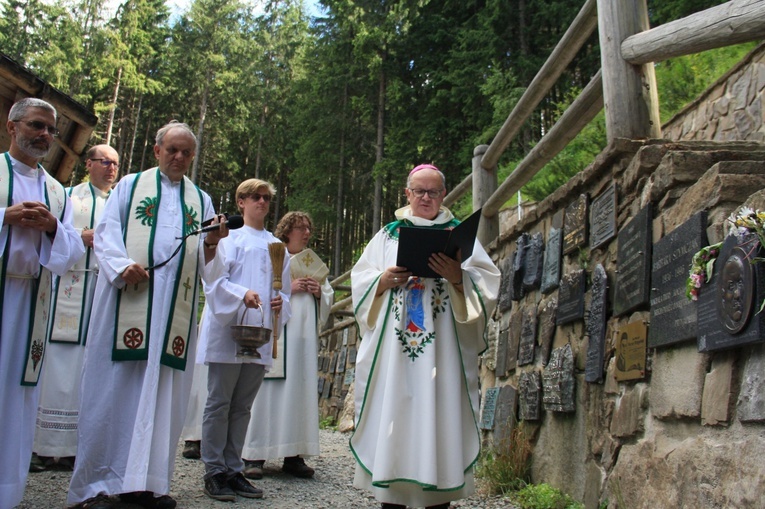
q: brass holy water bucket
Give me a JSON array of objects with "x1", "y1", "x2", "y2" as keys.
[{"x1": 230, "y1": 304, "x2": 271, "y2": 358}]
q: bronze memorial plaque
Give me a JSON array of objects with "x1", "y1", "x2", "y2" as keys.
[
  {"x1": 615, "y1": 320, "x2": 647, "y2": 381},
  {"x1": 563, "y1": 194, "x2": 589, "y2": 255}
]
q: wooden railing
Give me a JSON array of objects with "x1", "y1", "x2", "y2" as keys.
[{"x1": 448, "y1": 0, "x2": 765, "y2": 246}]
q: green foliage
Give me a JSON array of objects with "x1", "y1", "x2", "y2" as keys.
[
  {"x1": 476, "y1": 423, "x2": 533, "y2": 495},
  {"x1": 319, "y1": 415, "x2": 336, "y2": 430},
  {"x1": 509, "y1": 483, "x2": 584, "y2": 509}
]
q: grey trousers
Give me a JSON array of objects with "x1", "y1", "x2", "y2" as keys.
[{"x1": 202, "y1": 362, "x2": 266, "y2": 479}]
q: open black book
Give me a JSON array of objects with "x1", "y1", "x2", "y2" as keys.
[{"x1": 395, "y1": 208, "x2": 482, "y2": 278}]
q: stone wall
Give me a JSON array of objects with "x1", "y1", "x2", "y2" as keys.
[
  {"x1": 484, "y1": 138, "x2": 765, "y2": 508},
  {"x1": 662, "y1": 42, "x2": 765, "y2": 143}
]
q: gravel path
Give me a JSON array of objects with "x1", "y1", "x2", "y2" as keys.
[{"x1": 19, "y1": 429, "x2": 514, "y2": 508}]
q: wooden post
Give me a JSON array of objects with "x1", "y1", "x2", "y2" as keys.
[
  {"x1": 472, "y1": 144, "x2": 498, "y2": 247},
  {"x1": 597, "y1": 0, "x2": 660, "y2": 141}
]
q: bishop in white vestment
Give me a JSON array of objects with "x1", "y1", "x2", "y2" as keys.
[{"x1": 350, "y1": 165, "x2": 499, "y2": 508}]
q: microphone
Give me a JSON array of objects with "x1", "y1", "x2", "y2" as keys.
[{"x1": 188, "y1": 215, "x2": 244, "y2": 236}]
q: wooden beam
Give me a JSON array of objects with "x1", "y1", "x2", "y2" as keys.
[
  {"x1": 597, "y1": 0, "x2": 660, "y2": 141},
  {"x1": 443, "y1": 171, "x2": 472, "y2": 208},
  {"x1": 481, "y1": 0, "x2": 598, "y2": 170},
  {"x1": 482, "y1": 71, "x2": 604, "y2": 218},
  {"x1": 622, "y1": 0, "x2": 765, "y2": 65}
]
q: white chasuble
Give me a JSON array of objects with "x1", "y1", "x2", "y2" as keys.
[{"x1": 350, "y1": 205, "x2": 500, "y2": 507}]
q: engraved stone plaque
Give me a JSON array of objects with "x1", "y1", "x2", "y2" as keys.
[
  {"x1": 479, "y1": 386, "x2": 501, "y2": 430},
  {"x1": 698, "y1": 234, "x2": 765, "y2": 352},
  {"x1": 649, "y1": 211, "x2": 708, "y2": 348},
  {"x1": 348, "y1": 347, "x2": 357, "y2": 364},
  {"x1": 557, "y1": 270, "x2": 586, "y2": 325},
  {"x1": 543, "y1": 343, "x2": 575, "y2": 413},
  {"x1": 495, "y1": 328, "x2": 509, "y2": 378},
  {"x1": 493, "y1": 385, "x2": 518, "y2": 452},
  {"x1": 541, "y1": 226, "x2": 562, "y2": 294},
  {"x1": 507, "y1": 311, "x2": 522, "y2": 372},
  {"x1": 614, "y1": 204, "x2": 652, "y2": 316},
  {"x1": 511, "y1": 234, "x2": 529, "y2": 301},
  {"x1": 519, "y1": 370, "x2": 542, "y2": 421},
  {"x1": 522, "y1": 232, "x2": 544, "y2": 292},
  {"x1": 518, "y1": 309, "x2": 537, "y2": 366},
  {"x1": 317, "y1": 377, "x2": 325, "y2": 395},
  {"x1": 337, "y1": 348, "x2": 347, "y2": 373},
  {"x1": 615, "y1": 321, "x2": 647, "y2": 381},
  {"x1": 563, "y1": 194, "x2": 589, "y2": 255},
  {"x1": 590, "y1": 184, "x2": 617, "y2": 249},
  {"x1": 498, "y1": 258, "x2": 513, "y2": 312},
  {"x1": 538, "y1": 298, "x2": 557, "y2": 366},
  {"x1": 585, "y1": 264, "x2": 608, "y2": 383},
  {"x1": 322, "y1": 379, "x2": 333, "y2": 399},
  {"x1": 344, "y1": 367, "x2": 355, "y2": 386},
  {"x1": 330, "y1": 352, "x2": 338, "y2": 373}
]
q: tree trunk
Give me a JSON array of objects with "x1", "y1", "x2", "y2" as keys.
[
  {"x1": 333, "y1": 82, "x2": 348, "y2": 275},
  {"x1": 372, "y1": 64, "x2": 386, "y2": 233},
  {"x1": 105, "y1": 66, "x2": 122, "y2": 146},
  {"x1": 192, "y1": 74, "x2": 211, "y2": 184},
  {"x1": 126, "y1": 94, "x2": 142, "y2": 176}
]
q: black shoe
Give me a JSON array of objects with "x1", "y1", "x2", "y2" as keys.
[
  {"x1": 227, "y1": 472, "x2": 264, "y2": 498},
  {"x1": 182, "y1": 440, "x2": 201, "y2": 459},
  {"x1": 381, "y1": 504, "x2": 406, "y2": 509},
  {"x1": 243, "y1": 459, "x2": 264, "y2": 479},
  {"x1": 69, "y1": 494, "x2": 115, "y2": 509},
  {"x1": 282, "y1": 456, "x2": 315, "y2": 478},
  {"x1": 119, "y1": 491, "x2": 176, "y2": 509},
  {"x1": 29, "y1": 453, "x2": 53, "y2": 472},
  {"x1": 58, "y1": 456, "x2": 76, "y2": 470},
  {"x1": 204, "y1": 473, "x2": 236, "y2": 502},
  {"x1": 426, "y1": 504, "x2": 450, "y2": 509}
]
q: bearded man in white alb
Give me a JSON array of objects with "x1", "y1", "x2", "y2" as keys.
[{"x1": 0, "y1": 97, "x2": 85, "y2": 509}]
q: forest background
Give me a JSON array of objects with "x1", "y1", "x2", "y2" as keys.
[{"x1": 0, "y1": 0, "x2": 756, "y2": 276}]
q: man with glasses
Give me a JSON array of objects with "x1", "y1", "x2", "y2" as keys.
[
  {"x1": 32, "y1": 144, "x2": 119, "y2": 472},
  {"x1": 350, "y1": 164, "x2": 500, "y2": 509},
  {"x1": 68, "y1": 122, "x2": 227, "y2": 509},
  {"x1": 0, "y1": 97, "x2": 85, "y2": 509}
]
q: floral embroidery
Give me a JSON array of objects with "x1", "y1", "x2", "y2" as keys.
[
  {"x1": 184, "y1": 204, "x2": 200, "y2": 234},
  {"x1": 392, "y1": 278, "x2": 449, "y2": 361},
  {"x1": 135, "y1": 196, "x2": 158, "y2": 226},
  {"x1": 64, "y1": 286, "x2": 73, "y2": 298}
]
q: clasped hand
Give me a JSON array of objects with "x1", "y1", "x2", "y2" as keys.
[{"x1": 3, "y1": 201, "x2": 57, "y2": 234}]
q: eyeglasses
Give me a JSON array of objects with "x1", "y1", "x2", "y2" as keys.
[
  {"x1": 250, "y1": 193, "x2": 271, "y2": 202},
  {"x1": 408, "y1": 188, "x2": 443, "y2": 199},
  {"x1": 16, "y1": 119, "x2": 59, "y2": 137},
  {"x1": 89, "y1": 158, "x2": 119, "y2": 167},
  {"x1": 294, "y1": 225, "x2": 311, "y2": 232}
]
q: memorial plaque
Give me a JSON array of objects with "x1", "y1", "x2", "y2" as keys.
[
  {"x1": 330, "y1": 352, "x2": 338, "y2": 373},
  {"x1": 522, "y1": 233, "x2": 544, "y2": 292},
  {"x1": 329, "y1": 334, "x2": 338, "y2": 350},
  {"x1": 317, "y1": 377, "x2": 325, "y2": 395},
  {"x1": 615, "y1": 321, "x2": 647, "y2": 381},
  {"x1": 518, "y1": 309, "x2": 537, "y2": 366},
  {"x1": 337, "y1": 348, "x2": 347, "y2": 373},
  {"x1": 557, "y1": 270, "x2": 586, "y2": 325},
  {"x1": 318, "y1": 356, "x2": 323, "y2": 370},
  {"x1": 614, "y1": 204, "x2": 653, "y2": 316},
  {"x1": 479, "y1": 386, "x2": 501, "y2": 430},
  {"x1": 542, "y1": 343, "x2": 576, "y2": 413},
  {"x1": 519, "y1": 371, "x2": 542, "y2": 421},
  {"x1": 507, "y1": 311, "x2": 522, "y2": 371},
  {"x1": 648, "y1": 211, "x2": 708, "y2": 348},
  {"x1": 510, "y1": 234, "x2": 529, "y2": 301},
  {"x1": 590, "y1": 184, "x2": 617, "y2": 249},
  {"x1": 495, "y1": 328, "x2": 509, "y2": 378},
  {"x1": 348, "y1": 347, "x2": 357, "y2": 364},
  {"x1": 538, "y1": 298, "x2": 557, "y2": 366},
  {"x1": 698, "y1": 234, "x2": 765, "y2": 352},
  {"x1": 344, "y1": 367, "x2": 355, "y2": 386},
  {"x1": 498, "y1": 258, "x2": 513, "y2": 312},
  {"x1": 563, "y1": 194, "x2": 589, "y2": 255},
  {"x1": 322, "y1": 379, "x2": 333, "y2": 399},
  {"x1": 541, "y1": 226, "x2": 562, "y2": 294},
  {"x1": 493, "y1": 385, "x2": 518, "y2": 452},
  {"x1": 585, "y1": 264, "x2": 608, "y2": 383}
]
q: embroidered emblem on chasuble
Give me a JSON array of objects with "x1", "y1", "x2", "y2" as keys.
[
  {"x1": 50, "y1": 183, "x2": 105, "y2": 345},
  {"x1": 0, "y1": 153, "x2": 67, "y2": 386},
  {"x1": 393, "y1": 277, "x2": 449, "y2": 361},
  {"x1": 112, "y1": 167, "x2": 204, "y2": 371}
]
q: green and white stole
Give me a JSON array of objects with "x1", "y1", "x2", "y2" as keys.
[
  {"x1": 112, "y1": 168, "x2": 204, "y2": 371},
  {"x1": 49, "y1": 183, "x2": 106, "y2": 345},
  {"x1": 0, "y1": 152, "x2": 67, "y2": 386}
]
